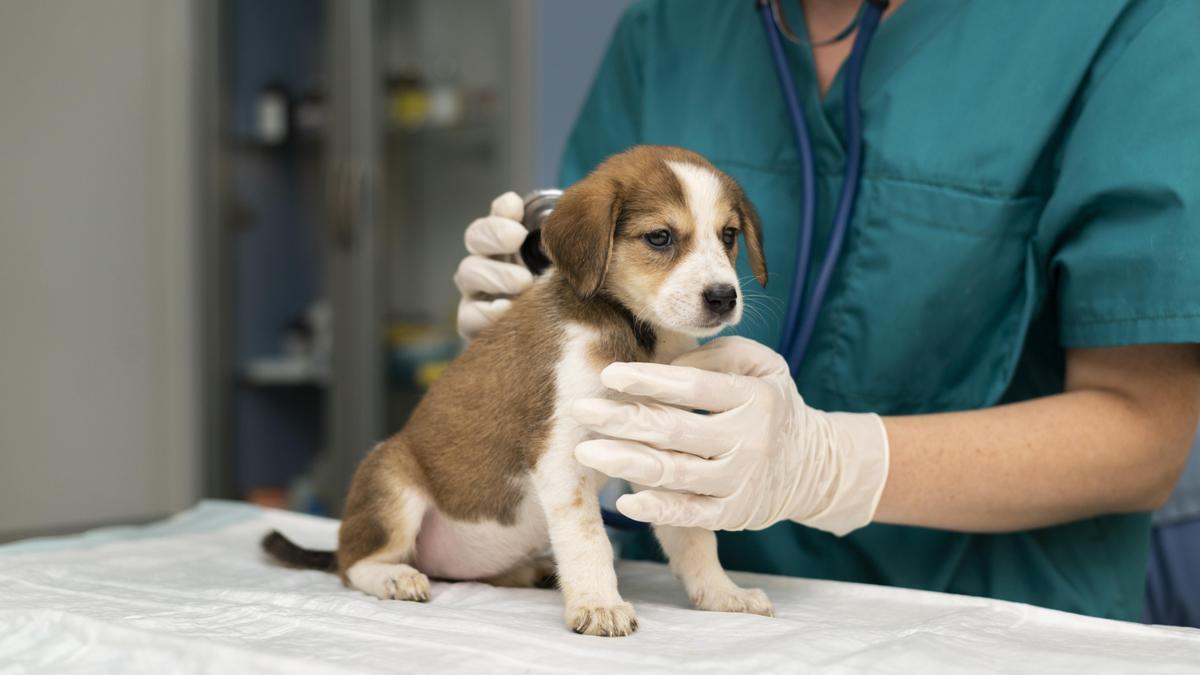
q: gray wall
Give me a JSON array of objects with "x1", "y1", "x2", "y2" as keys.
[
  {"x1": 533, "y1": 0, "x2": 634, "y2": 187},
  {"x1": 0, "y1": 0, "x2": 199, "y2": 537}
]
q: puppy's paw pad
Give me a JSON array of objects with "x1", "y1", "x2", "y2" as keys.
[
  {"x1": 384, "y1": 571, "x2": 431, "y2": 602},
  {"x1": 566, "y1": 602, "x2": 638, "y2": 637},
  {"x1": 694, "y1": 586, "x2": 774, "y2": 617}
]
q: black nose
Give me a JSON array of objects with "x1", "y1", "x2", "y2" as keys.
[{"x1": 702, "y1": 284, "x2": 738, "y2": 316}]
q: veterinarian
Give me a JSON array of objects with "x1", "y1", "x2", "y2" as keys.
[{"x1": 455, "y1": 0, "x2": 1200, "y2": 622}]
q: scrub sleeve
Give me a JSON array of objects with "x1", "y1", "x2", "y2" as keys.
[{"x1": 1036, "y1": 0, "x2": 1200, "y2": 349}]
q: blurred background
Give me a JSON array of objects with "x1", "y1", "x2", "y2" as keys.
[{"x1": 0, "y1": 0, "x2": 634, "y2": 540}]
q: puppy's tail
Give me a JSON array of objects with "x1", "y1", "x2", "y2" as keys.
[{"x1": 261, "y1": 530, "x2": 337, "y2": 572}]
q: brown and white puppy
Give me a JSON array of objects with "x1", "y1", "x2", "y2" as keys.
[{"x1": 263, "y1": 145, "x2": 773, "y2": 636}]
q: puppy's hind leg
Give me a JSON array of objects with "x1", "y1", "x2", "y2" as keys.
[
  {"x1": 338, "y1": 441, "x2": 432, "y2": 602},
  {"x1": 484, "y1": 554, "x2": 557, "y2": 589},
  {"x1": 654, "y1": 525, "x2": 774, "y2": 617}
]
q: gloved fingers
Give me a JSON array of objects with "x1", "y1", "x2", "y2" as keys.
[
  {"x1": 574, "y1": 438, "x2": 734, "y2": 496},
  {"x1": 457, "y1": 297, "x2": 513, "y2": 340},
  {"x1": 454, "y1": 255, "x2": 534, "y2": 296},
  {"x1": 671, "y1": 336, "x2": 789, "y2": 378},
  {"x1": 465, "y1": 216, "x2": 528, "y2": 256},
  {"x1": 570, "y1": 398, "x2": 734, "y2": 459},
  {"x1": 599, "y1": 361, "x2": 758, "y2": 413},
  {"x1": 489, "y1": 191, "x2": 524, "y2": 221},
  {"x1": 615, "y1": 490, "x2": 725, "y2": 529}
]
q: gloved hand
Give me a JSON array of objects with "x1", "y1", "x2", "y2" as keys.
[
  {"x1": 571, "y1": 336, "x2": 889, "y2": 536},
  {"x1": 454, "y1": 192, "x2": 533, "y2": 340}
]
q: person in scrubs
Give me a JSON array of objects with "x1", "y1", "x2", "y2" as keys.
[{"x1": 455, "y1": 0, "x2": 1200, "y2": 622}]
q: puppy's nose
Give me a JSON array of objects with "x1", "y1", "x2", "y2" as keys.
[{"x1": 702, "y1": 284, "x2": 738, "y2": 316}]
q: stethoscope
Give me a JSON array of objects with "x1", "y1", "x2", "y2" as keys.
[
  {"x1": 757, "y1": 0, "x2": 888, "y2": 377},
  {"x1": 597, "y1": 0, "x2": 889, "y2": 532}
]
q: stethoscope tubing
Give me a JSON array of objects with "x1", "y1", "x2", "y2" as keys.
[
  {"x1": 758, "y1": 1, "x2": 818, "y2": 374},
  {"x1": 758, "y1": 0, "x2": 887, "y2": 376}
]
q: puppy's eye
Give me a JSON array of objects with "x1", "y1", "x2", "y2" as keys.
[
  {"x1": 722, "y1": 227, "x2": 738, "y2": 247},
  {"x1": 644, "y1": 229, "x2": 673, "y2": 249}
]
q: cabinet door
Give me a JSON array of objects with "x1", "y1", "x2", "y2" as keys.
[
  {"x1": 320, "y1": 0, "x2": 535, "y2": 511},
  {"x1": 322, "y1": 0, "x2": 385, "y2": 512},
  {"x1": 375, "y1": 0, "x2": 534, "y2": 428}
]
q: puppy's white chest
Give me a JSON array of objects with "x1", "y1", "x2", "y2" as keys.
[
  {"x1": 541, "y1": 324, "x2": 695, "y2": 488},
  {"x1": 554, "y1": 323, "x2": 610, "y2": 405},
  {"x1": 542, "y1": 324, "x2": 611, "y2": 487}
]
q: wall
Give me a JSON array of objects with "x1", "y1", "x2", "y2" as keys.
[
  {"x1": 0, "y1": 0, "x2": 199, "y2": 537},
  {"x1": 533, "y1": 0, "x2": 635, "y2": 187}
]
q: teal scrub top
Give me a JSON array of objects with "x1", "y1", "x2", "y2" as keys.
[{"x1": 559, "y1": 0, "x2": 1200, "y2": 620}]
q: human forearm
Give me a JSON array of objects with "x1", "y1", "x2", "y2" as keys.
[
  {"x1": 571, "y1": 341, "x2": 1199, "y2": 537},
  {"x1": 875, "y1": 345, "x2": 1200, "y2": 532}
]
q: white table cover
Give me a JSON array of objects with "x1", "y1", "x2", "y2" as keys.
[{"x1": 1, "y1": 501, "x2": 1197, "y2": 674}]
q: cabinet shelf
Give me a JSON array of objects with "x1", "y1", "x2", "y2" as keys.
[
  {"x1": 226, "y1": 136, "x2": 324, "y2": 155},
  {"x1": 241, "y1": 356, "x2": 330, "y2": 388},
  {"x1": 385, "y1": 119, "x2": 496, "y2": 140}
]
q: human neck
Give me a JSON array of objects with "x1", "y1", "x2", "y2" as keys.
[{"x1": 800, "y1": 0, "x2": 903, "y2": 97}]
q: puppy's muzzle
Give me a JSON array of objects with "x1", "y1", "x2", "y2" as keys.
[{"x1": 702, "y1": 284, "x2": 738, "y2": 317}]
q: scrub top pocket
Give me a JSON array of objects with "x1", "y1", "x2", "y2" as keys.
[{"x1": 810, "y1": 178, "x2": 1045, "y2": 414}]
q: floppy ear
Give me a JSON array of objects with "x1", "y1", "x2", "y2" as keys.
[
  {"x1": 540, "y1": 176, "x2": 621, "y2": 299},
  {"x1": 737, "y1": 193, "x2": 768, "y2": 287}
]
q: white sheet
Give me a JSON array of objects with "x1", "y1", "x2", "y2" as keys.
[{"x1": 1, "y1": 501, "x2": 1197, "y2": 674}]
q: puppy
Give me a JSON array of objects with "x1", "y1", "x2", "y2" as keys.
[{"x1": 263, "y1": 145, "x2": 773, "y2": 636}]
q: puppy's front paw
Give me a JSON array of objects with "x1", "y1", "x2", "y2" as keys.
[
  {"x1": 565, "y1": 602, "x2": 638, "y2": 637},
  {"x1": 693, "y1": 586, "x2": 774, "y2": 617},
  {"x1": 384, "y1": 569, "x2": 432, "y2": 602}
]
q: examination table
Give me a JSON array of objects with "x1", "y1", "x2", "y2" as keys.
[{"x1": 2, "y1": 501, "x2": 1197, "y2": 673}]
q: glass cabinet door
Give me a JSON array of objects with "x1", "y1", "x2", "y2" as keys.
[
  {"x1": 319, "y1": 0, "x2": 533, "y2": 512},
  {"x1": 218, "y1": 0, "x2": 332, "y2": 510},
  {"x1": 377, "y1": 0, "x2": 533, "y2": 430}
]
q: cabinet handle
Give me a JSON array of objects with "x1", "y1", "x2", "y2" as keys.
[{"x1": 326, "y1": 160, "x2": 356, "y2": 250}]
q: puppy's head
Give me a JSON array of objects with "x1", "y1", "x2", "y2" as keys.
[{"x1": 541, "y1": 145, "x2": 766, "y2": 337}]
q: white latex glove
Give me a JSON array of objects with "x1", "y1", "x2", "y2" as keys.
[
  {"x1": 454, "y1": 192, "x2": 534, "y2": 340},
  {"x1": 571, "y1": 336, "x2": 889, "y2": 536}
]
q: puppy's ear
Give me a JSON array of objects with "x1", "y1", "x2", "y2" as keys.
[
  {"x1": 736, "y1": 192, "x2": 768, "y2": 287},
  {"x1": 540, "y1": 176, "x2": 621, "y2": 299}
]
